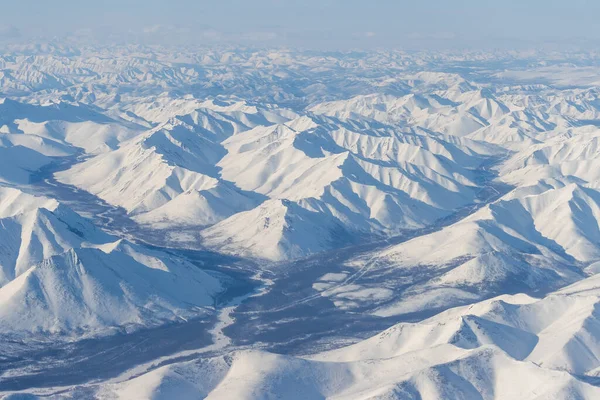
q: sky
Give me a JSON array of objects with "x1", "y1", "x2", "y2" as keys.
[{"x1": 0, "y1": 0, "x2": 599, "y2": 49}]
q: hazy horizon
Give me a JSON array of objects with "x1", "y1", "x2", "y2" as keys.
[{"x1": 1, "y1": 0, "x2": 599, "y2": 50}]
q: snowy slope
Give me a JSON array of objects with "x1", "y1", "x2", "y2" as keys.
[
  {"x1": 90, "y1": 276, "x2": 600, "y2": 400},
  {"x1": 0, "y1": 243, "x2": 222, "y2": 336},
  {"x1": 0, "y1": 98, "x2": 143, "y2": 154},
  {"x1": 57, "y1": 110, "x2": 491, "y2": 259},
  {"x1": 55, "y1": 105, "x2": 290, "y2": 223},
  {"x1": 134, "y1": 184, "x2": 264, "y2": 229},
  {"x1": 309, "y1": 91, "x2": 502, "y2": 137},
  {"x1": 204, "y1": 347, "x2": 599, "y2": 400},
  {"x1": 0, "y1": 187, "x2": 223, "y2": 337},
  {"x1": 302, "y1": 178, "x2": 600, "y2": 318},
  {"x1": 344, "y1": 181, "x2": 600, "y2": 317},
  {"x1": 0, "y1": 138, "x2": 52, "y2": 184},
  {"x1": 0, "y1": 187, "x2": 112, "y2": 286},
  {"x1": 500, "y1": 125, "x2": 600, "y2": 185},
  {"x1": 5, "y1": 46, "x2": 600, "y2": 399},
  {"x1": 97, "y1": 348, "x2": 600, "y2": 400},
  {"x1": 209, "y1": 114, "x2": 488, "y2": 258},
  {"x1": 201, "y1": 199, "x2": 355, "y2": 261}
]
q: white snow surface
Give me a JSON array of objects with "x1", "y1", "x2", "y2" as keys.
[
  {"x1": 0, "y1": 187, "x2": 222, "y2": 337},
  {"x1": 4, "y1": 45, "x2": 600, "y2": 399},
  {"x1": 45, "y1": 276, "x2": 600, "y2": 400}
]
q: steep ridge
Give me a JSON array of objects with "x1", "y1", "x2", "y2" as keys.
[
  {"x1": 500, "y1": 125, "x2": 600, "y2": 185},
  {"x1": 330, "y1": 181, "x2": 600, "y2": 317},
  {"x1": 0, "y1": 137, "x2": 52, "y2": 184},
  {"x1": 208, "y1": 114, "x2": 492, "y2": 259},
  {"x1": 46, "y1": 73, "x2": 600, "y2": 262},
  {"x1": 0, "y1": 186, "x2": 223, "y2": 337},
  {"x1": 309, "y1": 90, "x2": 511, "y2": 137},
  {"x1": 0, "y1": 98, "x2": 143, "y2": 154},
  {"x1": 0, "y1": 187, "x2": 111, "y2": 285},
  {"x1": 88, "y1": 275, "x2": 600, "y2": 400},
  {"x1": 201, "y1": 199, "x2": 356, "y2": 261},
  {"x1": 57, "y1": 110, "x2": 494, "y2": 259},
  {"x1": 0, "y1": 243, "x2": 222, "y2": 337},
  {"x1": 55, "y1": 104, "x2": 290, "y2": 224},
  {"x1": 97, "y1": 348, "x2": 600, "y2": 400},
  {"x1": 122, "y1": 96, "x2": 296, "y2": 126}
]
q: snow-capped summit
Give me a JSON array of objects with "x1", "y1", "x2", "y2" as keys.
[
  {"x1": 0, "y1": 243, "x2": 222, "y2": 337},
  {"x1": 0, "y1": 186, "x2": 222, "y2": 338},
  {"x1": 201, "y1": 199, "x2": 355, "y2": 261}
]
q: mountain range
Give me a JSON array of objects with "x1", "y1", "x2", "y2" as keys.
[{"x1": 2, "y1": 45, "x2": 600, "y2": 399}]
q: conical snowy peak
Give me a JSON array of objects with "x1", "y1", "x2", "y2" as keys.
[
  {"x1": 0, "y1": 189, "x2": 112, "y2": 286},
  {"x1": 0, "y1": 245, "x2": 222, "y2": 336},
  {"x1": 0, "y1": 187, "x2": 224, "y2": 338},
  {"x1": 201, "y1": 199, "x2": 355, "y2": 261}
]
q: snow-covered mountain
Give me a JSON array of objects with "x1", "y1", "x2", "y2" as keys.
[
  {"x1": 0, "y1": 187, "x2": 223, "y2": 338},
  {"x1": 0, "y1": 243, "x2": 222, "y2": 337},
  {"x1": 0, "y1": 187, "x2": 110, "y2": 285},
  {"x1": 56, "y1": 274, "x2": 600, "y2": 400},
  {"x1": 0, "y1": 98, "x2": 144, "y2": 154},
  {"x1": 200, "y1": 199, "x2": 355, "y2": 261},
  {"x1": 0, "y1": 139, "x2": 51, "y2": 184},
  {"x1": 4, "y1": 45, "x2": 600, "y2": 399},
  {"x1": 55, "y1": 103, "x2": 289, "y2": 220},
  {"x1": 57, "y1": 110, "x2": 493, "y2": 259}
]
